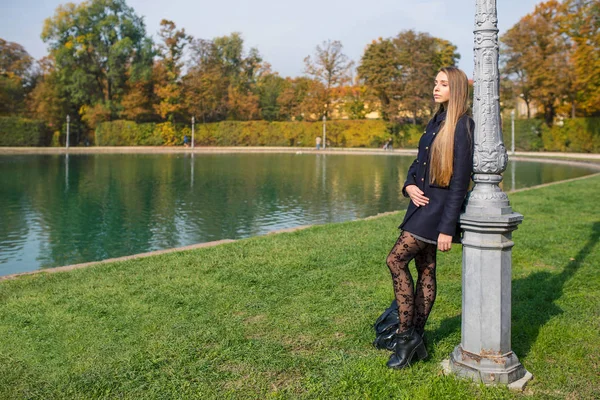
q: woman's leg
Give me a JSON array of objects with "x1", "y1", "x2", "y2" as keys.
[
  {"x1": 386, "y1": 231, "x2": 428, "y2": 333},
  {"x1": 413, "y1": 244, "x2": 437, "y2": 336}
]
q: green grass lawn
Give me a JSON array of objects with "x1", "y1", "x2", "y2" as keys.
[{"x1": 1, "y1": 175, "x2": 599, "y2": 399}]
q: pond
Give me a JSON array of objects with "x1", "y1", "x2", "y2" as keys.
[{"x1": 0, "y1": 153, "x2": 595, "y2": 276}]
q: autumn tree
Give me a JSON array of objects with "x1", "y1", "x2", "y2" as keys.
[
  {"x1": 560, "y1": 0, "x2": 600, "y2": 116},
  {"x1": 501, "y1": 0, "x2": 574, "y2": 124},
  {"x1": 153, "y1": 19, "x2": 190, "y2": 122},
  {"x1": 0, "y1": 38, "x2": 34, "y2": 115},
  {"x1": 304, "y1": 40, "x2": 354, "y2": 118},
  {"x1": 185, "y1": 33, "x2": 262, "y2": 121},
  {"x1": 183, "y1": 38, "x2": 228, "y2": 122},
  {"x1": 41, "y1": 0, "x2": 153, "y2": 129},
  {"x1": 120, "y1": 66, "x2": 156, "y2": 122},
  {"x1": 28, "y1": 56, "x2": 69, "y2": 130}
]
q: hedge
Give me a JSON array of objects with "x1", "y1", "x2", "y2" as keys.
[
  {"x1": 0, "y1": 116, "x2": 51, "y2": 146},
  {"x1": 501, "y1": 117, "x2": 600, "y2": 153},
  {"x1": 541, "y1": 118, "x2": 600, "y2": 153},
  {"x1": 96, "y1": 120, "x2": 400, "y2": 148},
  {"x1": 95, "y1": 117, "x2": 600, "y2": 152},
  {"x1": 502, "y1": 118, "x2": 545, "y2": 151}
]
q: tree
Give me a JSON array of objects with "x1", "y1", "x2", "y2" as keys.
[
  {"x1": 120, "y1": 68, "x2": 157, "y2": 122},
  {"x1": 357, "y1": 38, "x2": 400, "y2": 121},
  {"x1": 0, "y1": 38, "x2": 34, "y2": 115},
  {"x1": 501, "y1": 0, "x2": 573, "y2": 124},
  {"x1": 304, "y1": 40, "x2": 354, "y2": 118},
  {"x1": 560, "y1": 0, "x2": 600, "y2": 116},
  {"x1": 394, "y1": 30, "x2": 459, "y2": 124},
  {"x1": 255, "y1": 64, "x2": 286, "y2": 121},
  {"x1": 358, "y1": 31, "x2": 460, "y2": 122},
  {"x1": 185, "y1": 33, "x2": 263, "y2": 122},
  {"x1": 153, "y1": 19, "x2": 190, "y2": 122},
  {"x1": 342, "y1": 84, "x2": 368, "y2": 119},
  {"x1": 41, "y1": 0, "x2": 153, "y2": 128},
  {"x1": 27, "y1": 56, "x2": 68, "y2": 129}
]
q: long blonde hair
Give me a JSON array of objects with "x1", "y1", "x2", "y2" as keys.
[{"x1": 429, "y1": 67, "x2": 470, "y2": 186}]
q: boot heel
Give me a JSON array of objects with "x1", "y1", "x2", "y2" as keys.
[{"x1": 415, "y1": 341, "x2": 428, "y2": 360}]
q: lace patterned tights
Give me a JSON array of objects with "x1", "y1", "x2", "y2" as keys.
[{"x1": 386, "y1": 230, "x2": 437, "y2": 334}]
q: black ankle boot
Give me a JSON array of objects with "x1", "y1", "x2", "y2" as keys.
[{"x1": 386, "y1": 327, "x2": 428, "y2": 369}]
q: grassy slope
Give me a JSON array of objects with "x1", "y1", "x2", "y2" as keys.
[{"x1": 0, "y1": 176, "x2": 598, "y2": 399}]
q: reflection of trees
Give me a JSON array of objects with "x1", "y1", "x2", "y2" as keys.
[
  {"x1": 0, "y1": 157, "x2": 32, "y2": 264},
  {"x1": 2, "y1": 154, "x2": 416, "y2": 271},
  {"x1": 8, "y1": 155, "x2": 590, "y2": 273},
  {"x1": 502, "y1": 161, "x2": 592, "y2": 192}
]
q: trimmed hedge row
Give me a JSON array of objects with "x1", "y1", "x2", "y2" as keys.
[
  {"x1": 96, "y1": 120, "x2": 406, "y2": 148},
  {"x1": 501, "y1": 117, "x2": 600, "y2": 153},
  {"x1": 0, "y1": 116, "x2": 51, "y2": 146},
  {"x1": 541, "y1": 118, "x2": 600, "y2": 153},
  {"x1": 95, "y1": 120, "x2": 179, "y2": 146},
  {"x1": 2, "y1": 114, "x2": 599, "y2": 151}
]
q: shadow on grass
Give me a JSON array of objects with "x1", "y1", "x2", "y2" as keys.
[
  {"x1": 428, "y1": 222, "x2": 599, "y2": 358},
  {"x1": 511, "y1": 221, "x2": 600, "y2": 357}
]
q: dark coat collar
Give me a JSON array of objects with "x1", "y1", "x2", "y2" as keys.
[{"x1": 433, "y1": 109, "x2": 447, "y2": 124}]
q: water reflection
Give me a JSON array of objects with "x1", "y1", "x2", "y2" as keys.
[{"x1": 0, "y1": 153, "x2": 595, "y2": 275}]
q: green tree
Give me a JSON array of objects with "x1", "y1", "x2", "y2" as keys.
[
  {"x1": 393, "y1": 30, "x2": 459, "y2": 124},
  {"x1": 357, "y1": 38, "x2": 399, "y2": 121},
  {"x1": 255, "y1": 64, "x2": 285, "y2": 121},
  {"x1": 0, "y1": 38, "x2": 34, "y2": 116},
  {"x1": 304, "y1": 40, "x2": 354, "y2": 118},
  {"x1": 41, "y1": 0, "x2": 153, "y2": 129},
  {"x1": 358, "y1": 31, "x2": 460, "y2": 123}
]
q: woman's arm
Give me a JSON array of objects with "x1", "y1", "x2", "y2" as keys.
[
  {"x1": 437, "y1": 117, "x2": 474, "y2": 236},
  {"x1": 401, "y1": 158, "x2": 419, "y2": 198}
]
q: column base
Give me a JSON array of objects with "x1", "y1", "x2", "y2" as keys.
[{"x1": 447, "y1": 345, "x2": 532, "y2": 387}]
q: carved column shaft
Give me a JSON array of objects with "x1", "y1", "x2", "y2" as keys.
[{"x1": 447, "y1": 0, "x2": 532, "y2": 387}]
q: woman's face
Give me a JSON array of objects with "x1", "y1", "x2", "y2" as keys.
[{"x1": 433, "y1": 71, "x2": 450, "y2": 106}]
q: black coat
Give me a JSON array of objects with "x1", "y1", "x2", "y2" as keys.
[{"x1": 399, "y1": 110, "x2": 474, "y2": 241}]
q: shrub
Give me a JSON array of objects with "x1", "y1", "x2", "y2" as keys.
[
  {"x1": 502, "y1": 118, "x2": 544, "y2": 151},
  {"x1": 0, "y1": 116, "x2": 51, "y2": 146},
  {"x1": 541, "y1": 118, "x2": 600, "y2": 153},
  {"x1": 96, "y1": 119, "x2": 391, "y2": 147},
  {"x1": 94, "y1": 118, "x2": 600, "y2": 152}
]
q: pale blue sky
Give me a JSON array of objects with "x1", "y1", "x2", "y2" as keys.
[{"x1": 0, "y1": 0, "x2": 541, "y2": 78}]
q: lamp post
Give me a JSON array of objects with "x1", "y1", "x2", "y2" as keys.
[
  {"x1": 66, "y1": 115, "x2": 70, "y2": 149},
  {"x1": 191, "y1": 116, "x2": 195, "y2": 149},
  {"x1": 447, "y1": 0, "x2": 532, "y2": 389},
  {"x1": 511, "y1": 109, "x2": 515, "y2": 155},
  {"x1": 322, "y1": 114, "x2": 327, "y2": 150}
]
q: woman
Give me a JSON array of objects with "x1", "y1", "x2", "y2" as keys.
[{"x1": 382, "y1": 66, "x2": 474, "y2": 369}]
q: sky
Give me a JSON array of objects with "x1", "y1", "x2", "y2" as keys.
[{"x1": 0, "y1": 0, "x2": 542, "y2": 79}]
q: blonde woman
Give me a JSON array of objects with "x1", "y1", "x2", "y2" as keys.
[{"x1": 381, "y1": 66, "x2": 474, "y2": 369}]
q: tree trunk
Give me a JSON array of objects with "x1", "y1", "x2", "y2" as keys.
[{"x1": 544, "y1": 102, "x2": 555, "y2": 126}]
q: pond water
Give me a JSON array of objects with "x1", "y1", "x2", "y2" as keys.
[{"x1": 0, "y1": 153, "x2": 595, "y2": 275}]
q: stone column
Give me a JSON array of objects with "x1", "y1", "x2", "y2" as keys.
[{"x1": 447, "y1": 0, "x2": 532, "y2": 388}]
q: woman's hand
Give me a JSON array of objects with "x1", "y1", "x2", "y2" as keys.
[
  {"x1": 405, "y1": 185, "x2": 429, "y2": 207},
  {"x1": 437, "y1": 233, "x2": 452, "y2": 252}
]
